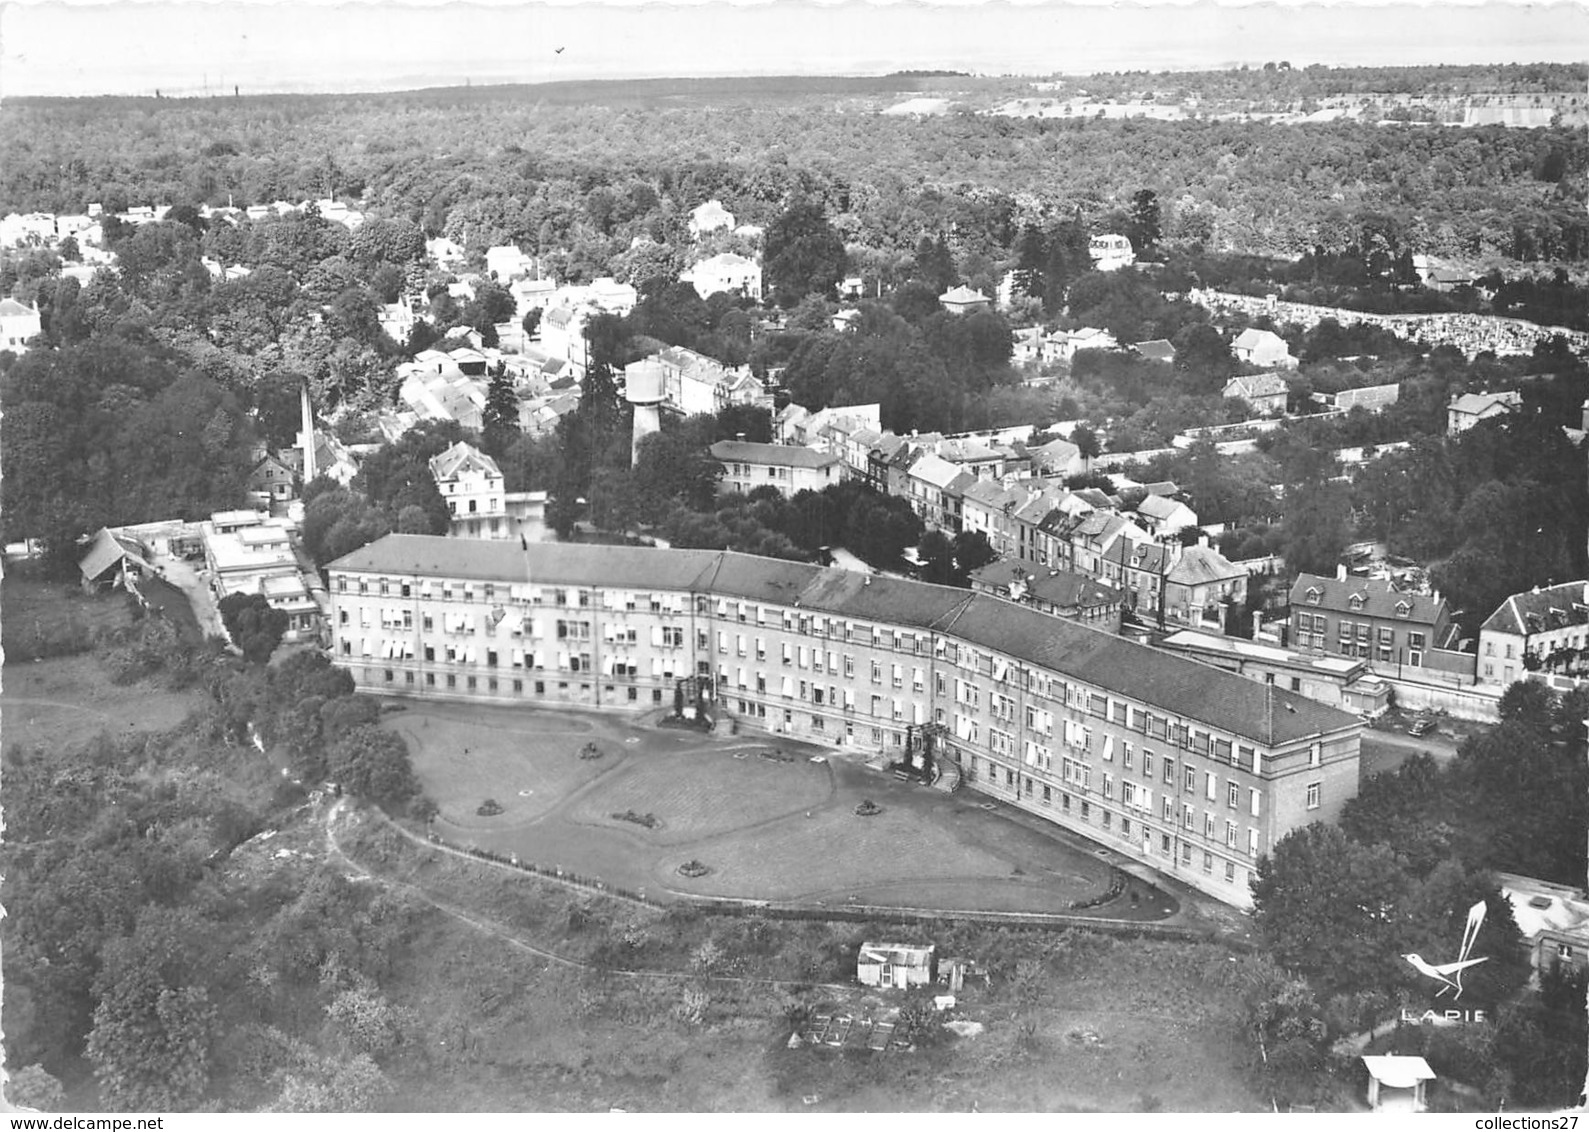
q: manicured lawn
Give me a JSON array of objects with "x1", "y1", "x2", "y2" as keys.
[
  {"x1": 391, "y1": 700, "x2": 1148, "y2": 918},
  {"x1": 386, "y1": 703, "x2": 617, "y2": 826},
  {"x1": 562, "y1": 745, "x2": 834, "y2": 841}
]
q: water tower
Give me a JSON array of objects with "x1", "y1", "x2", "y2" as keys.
[{"x1": 624, "y1": 358, "x2": 666, "y2": 466}]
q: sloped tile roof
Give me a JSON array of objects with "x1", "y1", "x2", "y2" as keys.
[
  {"x1": 709, "y1": 440, "x2": 842, "y2": 469},
  {"x1": 331, "y1": 535, "x2": 1360, "y2": 746},
  {"x1": 1480, "y1": 581, "x2": 1589, "y2": 637},
  {"x1": 1289, "y1": 573, "x2": 1447, "y2": 625}
]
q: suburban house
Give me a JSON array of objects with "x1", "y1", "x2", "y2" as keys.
[
  {"x1": 1157, "y1": 630, "x2": 1391, "y2": 716},
  {"x1": 485, "y1": 245, "x2": 538, "y2": 282},
  {"x1": 426, "y1": 236, "x2": 466, "y2": 268},
  {"x1": 709, "y1": 440, "x2": 843, "y2": 498},
  {"x1": 1102, "y1": 538, "x2": 1174, "y2": 618},
  {"x1": 832, "y1": 308, "x2": 863, "y2": 333},
  {"x1": 856, "y1": 943, "x2": 936, "y2": 989},
  {"x1": 1476, "y1": 580, "x2": 1589, "y2": 688},
  {"x1": 938, "y1": 285, "x2": 992, "y2": 315},
  {"x1": 1222, "y1": 371, "x2": 1290, "y2": 416},
  {"x1": 540, "y1": 306, "x2": 595, "y2": 376},
  {"x1": 629, "y1": 346, "x2": 768, "y2": 418},
  {"x1": 680, "y1": 252, "x2": 763, "y2": 302},
  {"x1": 959, "y1": 480, "x2": 1027, "y2": 558},
  {"x1": 1159, "y1": 542, "x2": 1248, "y2": 632},
  {"x1": 1051, "y1": 510, "x2": 1148, "y2": 578},
  {"x1": 1231, "y1": 328, "x2": 1298, "y2": 370},
  {"x1": 1134, "y1": 493, "x2": 1198, "y2": 537},
  {"x1": 968, "y1": 559, "x2": 1122, "y2": 626},
  {"x1": 428, "y1": 441, "x2": 509, "y2": 539},
  {"x1": 0, "y1": 298, "x2": 42, "y2": 353},
  {"x1": 1044, "y1": 326, "x2": 1118, "y2": 363},
  {"x1": 511, "y1": 275, "x2": 558, "y2": 316},
  {"x1": 934, "y1": 435, "x2": 1008, "y2": 480},
  {"x1": 1028, "y1": 436, "x2": 1088, "y2": 479},
  {"x1": 328, "y1": 535, "x2": 1364, "y2": 908},
  {"x1": 904, "y1": 452, "x2": 974, "y2": 532},
  {"x1": 1288, "y1": 570, "x2": 1457, "y2": 675},
  {"x1": 1500, "y1": 873, "x2": 1589, "y2": 979},
  {"x1": 1087, "y1": 233, "x2": 1135, "y2": 272},
  {"x1": 1447, "y1": 390, "x2": 1521, "y2": 434},
  {"x1": 247, "y1": 452, "x2": 300, "y2": 508},
  {"x1": 688, "y1": 200, "x2": 736, "y2": 238}
]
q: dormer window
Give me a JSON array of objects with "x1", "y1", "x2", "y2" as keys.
[
  {"x1": 1348, "y1": 594, "x2": 1365, "y2": 611},
  {"x1": 1305, "y1": 588, "x2": 1321, "y2": 605},
  {"x1": 1394, "y1": 602, "x2": 1411, "y2": 619}
]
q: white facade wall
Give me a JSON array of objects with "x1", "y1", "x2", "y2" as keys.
[{"x1": 328, "y1": 558, "x2": 1360, "y2": 908}]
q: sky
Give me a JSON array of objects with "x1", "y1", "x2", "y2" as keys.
[{"x1": 0, "y1": 1, "x2": 1585, "y2": 98}]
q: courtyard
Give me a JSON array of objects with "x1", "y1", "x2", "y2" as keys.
[{"x1": 384, "y1": 698, "x2": 1179, "y2": 920}]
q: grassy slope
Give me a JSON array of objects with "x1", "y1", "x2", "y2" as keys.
[{"x1": 338, "y1": 814, "x2": 1268, "y2": 1112}]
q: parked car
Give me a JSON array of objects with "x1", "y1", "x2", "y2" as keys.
[{"x1": 1408, "y1": 717, "x2": 1437, "y2": 738}]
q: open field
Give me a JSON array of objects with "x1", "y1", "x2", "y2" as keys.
[
  {"x1": 2, "y1": 653, "x2": 199, "y2": 750},
  {"x1": 391, "y1": 699, "x2": 1169, "y2": 921},
  {"x1": 1, "y1": 576, "x2": 138, "y2": 661}
]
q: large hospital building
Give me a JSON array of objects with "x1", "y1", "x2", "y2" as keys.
[{"x1": 327, "y1": 535, "x2": 1361, "y2": 907}]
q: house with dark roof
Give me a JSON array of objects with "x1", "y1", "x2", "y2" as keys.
[
  {"x1": 1289, "y1": 570, "x2": 1457, "y2": 675},
  {"x1": 710, "y1": 440, "x2": 842, "y2": 499},
  {"x1": 326, "y1": 535, "x2": 1364, "y2": 908},
  {"x1": 1222, "y1": 372, "x2": 1290, "y2": 416},
  {"x1": 1477, "y1": 580, "x2": 1589, "y2": 688},
  {"x1": 1164, "y1": 543, "x2": 1249, "y2": 632},
  {"x1": 968, "y1": 559, "x2": 1122, "y2": 626},
  {"x1": 247, "y1": 452, "x2": 300, "y2": 508},
  {"x1": 428, "y1": 441, "x2": 508, "y2": 539}
]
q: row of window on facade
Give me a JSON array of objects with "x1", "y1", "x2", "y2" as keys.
[
  {"x1": 340, "y1": 606, "x2": 1287, "y2": 772},
  {"x1": 1295, "y1": 612, "x2": 1426, "y2": 662},
  {"x1": 371, "y1": 666, "x2": 666, "y2": 705},
  {"x1": 958, "y1": 757, "x2": 1303, "y2": 887}
]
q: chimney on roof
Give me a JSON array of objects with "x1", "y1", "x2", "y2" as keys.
[
  {"x1": 1198, "y1": 534, "x2": 1209, "y2": 548},
  {"x1": 736, "y1": 432, "x2": 746, "y2": 442},
  {"x1": 1336, "y1": 563, "x2": 1348, "y2": 582}
]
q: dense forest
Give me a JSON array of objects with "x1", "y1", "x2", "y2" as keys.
[{"x1": 3, "y1": 76, "x2": 1586, "y2": 279}]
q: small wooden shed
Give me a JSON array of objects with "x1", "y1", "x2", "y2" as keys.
[{"x1": 857, "y1": 942, "x2": 935, "y2": 989}]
